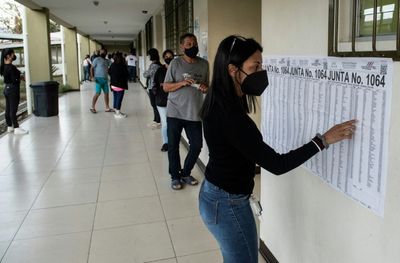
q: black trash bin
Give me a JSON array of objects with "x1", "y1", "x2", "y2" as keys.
[{"x1": 30, "y1": 81, "x2": 59, "y2": 117}]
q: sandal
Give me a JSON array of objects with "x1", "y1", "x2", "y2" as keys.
[
  {"x1": 171, "y1": 179, "x2": 183, "y2": 190},
  {"x1": 105, "y1": 108, "x2": 115, "y2": 112},
  {"x1": 181, "y1": 176, "x2": 199, "y2": 186},
  {"x1": 90, "y1": 108, "x2": 97, "y2": 113}
]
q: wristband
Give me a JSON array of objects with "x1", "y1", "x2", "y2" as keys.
[{"x1": 316, "y1": 133, "x2": 329, "y2": 149}]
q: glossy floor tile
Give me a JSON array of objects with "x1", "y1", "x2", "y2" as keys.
[
  {"x1": 2, "y1": 232, "x2": 91, "y2": 263},
  {"x1": 88, "y1": 222, "x2": 175, "y2": 263},
  {"x1": 0, "y1": 82, "x2": 265, "y2": 263}
]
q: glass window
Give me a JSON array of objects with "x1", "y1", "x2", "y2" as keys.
[
  {"x1": 164, "y1": 0, "x2": 193, "y2": 53},
  {"x1": 145, "y1": 17, "x2": 153, "y2": 49},
  {"x1": 328, "y1": 0, "x2": 400, "y2": 60},
  {"x1": 359, "y1": 0, "x2": 397, "y2": 36},
  {"x1": 51, "y1": 46, "x2": 59, "y2": 64}
]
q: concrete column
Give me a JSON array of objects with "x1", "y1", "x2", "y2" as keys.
[
  {"x1": 89, "y1": 40, "x2": 97, "y2": 55},
  {"x1": 63, "y1": 26, "x2": 80, "y2": 89},
  {"x1": 25, "y1": 7, "x2": 52, "y2": 83},
  {"x1": 154, "y1": 13, "x2": 164, "y2": 53},
  {"x1": 79, "y1": 35, "x2": 90, "y2": 81}
]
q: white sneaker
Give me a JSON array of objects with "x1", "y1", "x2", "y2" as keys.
[
  {"x1": 13, "y1": 128, "x2": 28, "y2": 135},
  {"x1": 147, "y1": 121, "x2": 157, "y2": 128},
  {"x1": 7, "y1": 127, "x2": 14, "y2": 132},
  {"x1": 114, "y1": 112, "x2": 127, "y2": 119},
  {"x1": 151, "y1": 122, "x2": 161, "y2": 129}
]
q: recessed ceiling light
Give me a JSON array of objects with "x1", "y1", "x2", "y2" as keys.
[
  {"x1": 93, "y1": 1, "x2": 99, "y2": 6},
  {"x1": 104, "y1": 21, "x2": 108, "y2": 24},
  {"x1": 142, "y1": 10, "x2": 148, "y2": 14}
]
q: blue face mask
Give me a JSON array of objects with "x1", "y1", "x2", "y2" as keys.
[{"x1": 239, "y1": 69, "x2": 269, "y2": 96}]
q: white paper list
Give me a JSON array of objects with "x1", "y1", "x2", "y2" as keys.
[{"x1": 261, "y1": 56, "x2": 392, "y2": 217}]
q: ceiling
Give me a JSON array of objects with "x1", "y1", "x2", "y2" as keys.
[{"x1": 16, "y1": 0, "x2": 163, "y2": 44}]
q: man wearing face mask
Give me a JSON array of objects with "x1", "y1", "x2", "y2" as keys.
[
  {"x1": 163, "y1": 33, "x2": 209, "y2": 190},
  {"x1": 198, "y1": 35, "x2": 357, "y2": 263},
  {"x1": 90, "y1": 48, "x2": 113, "y2": 113}
]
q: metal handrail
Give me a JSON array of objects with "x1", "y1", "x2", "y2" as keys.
[{"x1": 0, "y1": 101, "x2": 28, "y2": 125}]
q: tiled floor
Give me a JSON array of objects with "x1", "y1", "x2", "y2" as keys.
[{"x1": 0, "y1": 82, "x2": 266, "y2": 263}]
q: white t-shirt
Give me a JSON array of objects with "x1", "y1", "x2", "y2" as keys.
[
  {"x1": 82, "y1": 58, "x2": 91, "y2": 67},
  {"x1": 125, "y1": 55, "x2": 137, "y2": 66}
]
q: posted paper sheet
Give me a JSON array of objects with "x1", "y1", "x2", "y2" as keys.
[{"x1": 261, "y1": 56, "x2": 392, "y2": 217}]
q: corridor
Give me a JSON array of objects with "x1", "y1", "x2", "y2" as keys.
[{"x1": 0, "y1": 83, "x2": 264, "y2": 263}]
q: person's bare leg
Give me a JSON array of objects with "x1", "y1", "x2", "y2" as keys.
[
  {"x1": 104, "y1": 93, "x2": 111, "y2": 110},
  {"x1": 92, "y1": 93, "x2": 100, "y2": 109}
]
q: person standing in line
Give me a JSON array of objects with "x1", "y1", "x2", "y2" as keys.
[
  {"x1": 90, "y1": 48, "x2": 114, "y2": 113},
  {"x1": 109, "y1": 52, "x2": 129, "y2": 118},
  {"x1": 153, "y1": 49, "x2": 174, "y2": 152},
  {"x1": 90, "y1": 50, "x2": 99, "y2": 63},
  {"x1": 163, "y1": 33, "x2": 209, "y2": 190},
  {"x1": 82, "y1": 55, "x2": 92, "y2": 82},
  {"x1": 126, "y1": 49, "x2": 138, "y2": 82},
  {"x1": 198, "y1": 35, "x2": 357, "y2": 263},
  {"x1": 143, "y1": 48, "x2": 161, "y2": 129},
  {"x1": 0, "y1": 48, "x2": 28, "y2": 135}
]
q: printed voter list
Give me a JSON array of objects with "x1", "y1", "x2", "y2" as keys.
[{"x1": 261, "y1": 56, "x2": 392, "y2": 217}]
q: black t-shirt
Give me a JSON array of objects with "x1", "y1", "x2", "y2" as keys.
[
  {"x1": 108, "y1": 63, "x2": 129, "y2": 89},
  {"x1": 153, "y1": 65, "x2": 168, "y2": 107},
  {"x1": 3, "y1": 64, "x2": 20, "y2": 86},
  {"x1": 203, "y1": 103, "x2": 320, "y2": 195}
]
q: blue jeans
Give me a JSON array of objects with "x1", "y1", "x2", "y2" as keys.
[
  {"x1": 127, "y1": 66, "x2": 136, "y2": 81},
  {"x1": 199, "y1": 179, "x2": 258, "y2": 263},
  {"x1": 113, "y1": 90, "x2": 125, "y2": 110},
  {"x1": 157, "y1": 106, "x2": 168, "y2": 144},
  {"x1": 167, "y1": 117, "x2": 202, "y2": 180},
  {"x1": 83, "y1": 66, "x2": 90, "y2": 81}
]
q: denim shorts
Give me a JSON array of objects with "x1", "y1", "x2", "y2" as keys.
[
  {"x1": 95, "y1": 77, "x2": 109, "y2": 94},
  {"x1": 199, "y1": 179, "x2": 258, "y2": 263}
]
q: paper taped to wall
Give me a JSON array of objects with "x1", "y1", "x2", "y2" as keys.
[{"x1": 261, "y1": 56, "x2": 392, "y2": 217}]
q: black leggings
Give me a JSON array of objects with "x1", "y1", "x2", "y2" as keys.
[
  {"x1": 3, "y1": 85, "x2": 20, "y2": 128},
  {"x1": 148, "y1": 90, "x2": 160, "y2": 123}
]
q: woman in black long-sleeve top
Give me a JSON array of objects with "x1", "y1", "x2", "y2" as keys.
[
  {"x1": 0, "y1": 48, "x2": 28, "y2": 135},
  {"x1": 108, "y1": 52, "x2": 129, "y2": 118},
  {"x1": 198, "y1": 35, "x2": 356, "y2": 263}
]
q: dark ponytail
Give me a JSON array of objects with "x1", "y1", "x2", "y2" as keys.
[
  {"x1": 0, "y1": 48, "x2": 15, "y2": 76},
  {"x1": 200, "y1": 35, "x2": 263, "y2": 119}
]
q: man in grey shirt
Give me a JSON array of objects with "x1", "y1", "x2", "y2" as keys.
[
  {"x1": 90, "y1": 48, "x2": 113, "y2": 113},
  {"x1": 164, "y1": 33, "x2": 209, "y2": 190}
]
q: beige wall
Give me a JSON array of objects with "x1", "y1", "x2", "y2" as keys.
[
  {"x1": 260, "y1": 0, "x2": 400, "y2": 262},
  {"x1": 25, "y1": 8, "x2": 51, "y2": 82},
  {"x1": 89, "y1": 40, "x2": 97, "y2": 55},
  {"x1": 79, "y1": 34, "x2": 90, "y2": 81},
  {"x1": 104, "y1": 44, "x2": 130, "y2": 54},
  {"x1": 63, "y1": 27, "x2": 80, "y2": 89},
  {"x1": 79, "y1": 35, "x2": 90, "y2": 61},
  {"x1": 208, "y1": 0, "x2": 262, "y2": 127},
  {"x1": 190, "y1": 0, "x2": 261, "y2": 165}
]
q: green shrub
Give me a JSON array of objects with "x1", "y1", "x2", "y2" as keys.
[{"x1": 59, "y1": 84, "x2": 74, "y2": 93}]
